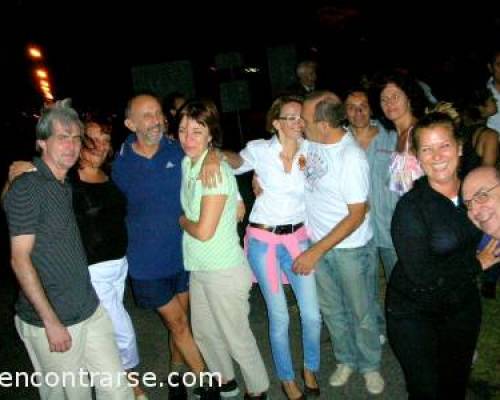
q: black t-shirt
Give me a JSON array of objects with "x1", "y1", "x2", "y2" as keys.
[
  {"x1": 70, "y1": 170, "x2": 128, "y2": 265},
  {"x1": 388, "y1": 176, "x2": 482, "y2": 314}
]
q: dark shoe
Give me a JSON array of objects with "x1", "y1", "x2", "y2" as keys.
[
  {"x1": 219, "y1": 379, "x2": 240, "y2": 398},
  {"x1": 302, "y1": 370, "x2": 320, "y2": 397},
  {"x1": 194, "y1": 385, "x2": 221, "y2": 400},
  {"x1": 481, "y1": 281, "x2": 497, "y2": 299},
  {"x1": 194, "y1": 379, "x2": 239, "y2": 399},
  {"x1": 244, "y1": 391, "x2": 268, "y2": 400},
  {"x1": 166, "y1": 374, "x2": 187, "y2": 400}
]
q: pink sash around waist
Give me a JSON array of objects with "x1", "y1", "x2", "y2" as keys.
[{"x1": 244, "y1": 225, "x2": 309, "y2": 294}]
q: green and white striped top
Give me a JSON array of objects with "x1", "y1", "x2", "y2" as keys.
[{"x1": 180, "y1": 150, "x2": 247, "y2": 271}]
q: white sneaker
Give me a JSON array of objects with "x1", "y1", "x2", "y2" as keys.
[
  {"x1": 364, "y1": 371, "x2": 385, "y2": 395},
  {"x1": 379, "y1": 334, "x2": 387, "y2": 345},
  {"x1": 329, "y1": 364, "x2": 353, "y2": 387}
]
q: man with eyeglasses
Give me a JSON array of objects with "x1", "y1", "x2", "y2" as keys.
[{"x1": 463, "y1": 166, "x2": 500, "y2": 299}]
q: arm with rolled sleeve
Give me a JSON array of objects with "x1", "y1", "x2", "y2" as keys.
[{"x1": 232, "y1": 140, "x2": 261, "y2": 175}]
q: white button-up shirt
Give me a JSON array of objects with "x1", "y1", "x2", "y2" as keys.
[{"x1": 234, "y1": 135, "x2": 306, "y2": 225}]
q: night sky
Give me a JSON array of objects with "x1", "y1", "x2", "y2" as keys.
[{"x1": 3, "y1": 2, "x2": 499, "y2": 113}]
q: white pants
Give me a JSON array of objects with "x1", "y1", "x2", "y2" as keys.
[
  {"x1": 190, "y1": 266, "x2": 269, "y2": 394},
  {"x1": 15, "y1": 306, "x2": 134, "y2": 400},
  {"x1": 89, "y1": 257, "x2": 139, "y2": 370}
]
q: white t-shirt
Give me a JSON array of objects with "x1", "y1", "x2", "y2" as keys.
[
  {"x1": 304, "y1": 133, "x2": 373, "y2": 247},
  {"x1": 234, "y1": 136, "x2": 306, "y2": 225}
]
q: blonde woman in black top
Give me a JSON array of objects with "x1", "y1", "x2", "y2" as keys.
[{"x1": 387, "y1": 112, "x2": 500, "y2": 399}]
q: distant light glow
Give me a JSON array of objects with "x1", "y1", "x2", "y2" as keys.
[
  {"x1": 244, "y1": 67, "x2": 260, "y2": 73},
  {"x1": 36, "y1": 69, "x2": 48, "y2": 79},
  {"x1": 40, "y1": 80, "x2": 50, "y2": 88},
  {"x1": 28, "y1": 47, "x2": 42, "y2": 59}
]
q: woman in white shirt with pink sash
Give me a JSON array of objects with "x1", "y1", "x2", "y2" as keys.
[{"x1": 219, "y1": 95, "x2": 321, "y2": 400}]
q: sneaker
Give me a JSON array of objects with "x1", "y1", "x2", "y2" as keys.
[
  {"x1": 379, "y1": 334, "x2": 387, "y2": 345},
  {"x1": 329, "y1": 364, "x2": 353, "y2": 387},
  {"x1": 364, "y1": 371, "x2": 385, "y2": 395},
  {"x1": 219, "y1": 379, "x2": 240, "y2": 398}
]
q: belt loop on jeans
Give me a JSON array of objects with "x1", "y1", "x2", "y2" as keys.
[{"x1": 249, "y1": 222, "x2": 304, "y2": 235}]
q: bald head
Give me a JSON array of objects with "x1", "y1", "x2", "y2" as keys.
[
  {"x1": 302, "y1": 91, "x2": 343, "y2": 143},
  {"x1": 124, "y1": 94, "x2": 166, "y2": 146},
  {"x1": 462, "y1": 167, "x2": 500, "y2": 199},
  {"x1": 463, "y1": 166, "x2": 500, "y2": 239},
  {"x1": 125, "y1": 94, "x2": 161, "y2": 119}
]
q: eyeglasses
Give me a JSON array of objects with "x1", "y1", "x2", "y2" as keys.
[
  {"x1": 279, "y1": 115, "x2": 304, "y2": 123},
  {"x1": 464, "y1": 183, "x2": 500, "y2": 210},
  {"x1": 380, "y1": 94, "x2": 403, "y2": 105}
]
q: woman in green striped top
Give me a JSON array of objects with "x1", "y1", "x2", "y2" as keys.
[{"x1": 178, "y1": 99, "x2": 269, "y2": 400}]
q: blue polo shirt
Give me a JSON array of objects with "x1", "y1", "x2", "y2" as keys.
[{"x1": 112, "y1": 135, "x2": 184, "y2": 279}]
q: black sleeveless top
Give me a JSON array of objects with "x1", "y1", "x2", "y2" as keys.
[
  {"x1": 70, "y1": 169, "x2": 128, "y2": 265},
  {"x1": 459, "y1": 124, "x2": 483, "y2": 180}
]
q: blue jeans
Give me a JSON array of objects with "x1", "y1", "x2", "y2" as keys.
[
  {"x1": 315, "y1": 242, "x2": 381, "y2": 373},
  {"x1": 247, "y1": 237, "x2": 321, "y2": 381}
]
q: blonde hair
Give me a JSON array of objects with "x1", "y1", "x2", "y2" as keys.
[{"x1": 425, "y1": 101, "x2": 461, "y2": 127}]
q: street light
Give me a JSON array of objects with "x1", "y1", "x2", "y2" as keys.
[
  {"x1": 28, "y1": 46, "x2": 42, "y2": 59},
  {"x1": 35, "y1": 68, "x2": 48, "y2": 79},
  {"x1": 27, "y1": 44, "x2": 55, "y2": 102}
]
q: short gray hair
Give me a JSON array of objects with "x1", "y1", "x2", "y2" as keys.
[
  {"x1": 36, "y1": 98, "x2": 83, "y2": 141},
  {"x1": 314, "y1": 99, "x2": 346, "y2": 128}
]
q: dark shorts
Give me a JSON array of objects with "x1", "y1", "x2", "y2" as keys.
[{"x1": 130, "y1": 270, "x2": 190, "y2": 310}]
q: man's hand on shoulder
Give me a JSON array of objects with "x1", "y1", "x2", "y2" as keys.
[{"x1": 199, "y1": 149, "x2": 223, "y2": 188}]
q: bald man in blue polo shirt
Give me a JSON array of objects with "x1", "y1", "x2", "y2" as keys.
[{"x1": 113, "y1": 94, "x2": 206, "y2": 397}]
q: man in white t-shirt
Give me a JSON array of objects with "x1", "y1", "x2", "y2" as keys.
[{"x1": 292, "y1": 92, "x2": 384, "y2": 395}]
